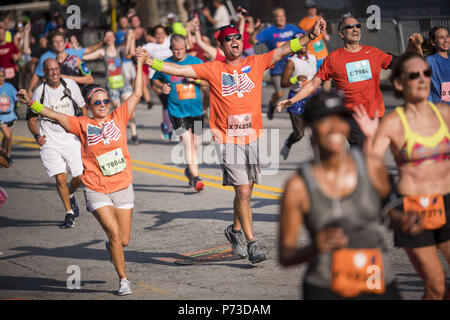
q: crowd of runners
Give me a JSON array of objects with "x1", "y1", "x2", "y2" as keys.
[{"x1": 0, "y1": 0, "x2": 449, "y2": 299}]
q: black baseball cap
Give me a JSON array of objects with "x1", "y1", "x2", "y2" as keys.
[{"x1": 303, "y1": 90, "x2": 350, "y2": 123}]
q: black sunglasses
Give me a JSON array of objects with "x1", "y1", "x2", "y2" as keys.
[
  {"x1": 342, "y1": 23, "x2": 362, "y2": 30},
  {"x1": 405, "y1": 68, "x2": 432, "y2": 80},
  {"x1": 223, "y1": 34, "x2": 242, "y2": 42},
  {"x1": 93, "y1": 99, "x2": 110, "y2": 105}
]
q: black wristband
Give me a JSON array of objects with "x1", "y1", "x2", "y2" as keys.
[
  {"x1": 308, "y1": 32, "x2": 316, "y2": 41},
  {"x1": 34, "y1": 134, "x2": 40, "y2": 140}
]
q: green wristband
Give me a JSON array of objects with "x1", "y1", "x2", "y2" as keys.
[
  {"x1": 151, "y1": 59, "x2": 164, "y2": 72},
  {"x1": 289, "y1": 76, "x2": 298, "y2": 85},
  {"x1": 289, "y1": 38, "x2": 303, "y2": 53},
  {"x1": 30, "y1": 101, "x2": 44, "y2": 114},
  {"x1": 195, "y1": 79, "x2": 201, "y2": 85}
]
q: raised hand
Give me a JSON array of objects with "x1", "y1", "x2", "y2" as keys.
[
  {"x1": 312, "y1": 17, "x2": 326, "y2": 37},
  {"x1": 135, "y1": 46, "x2": 149, "y2": 64},
  {"x1": 352, "y1": 105, "x2": 379, "y2": 138}
]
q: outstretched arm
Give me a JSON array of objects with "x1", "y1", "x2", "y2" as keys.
[
  {"x1": 272, "y1": 17, "x2": 326, "y2": 66},
  {"x1": 144, "y1": 55, "x2": 197, "y2": 79},
  {"x1": 277, "y1": 76, "x2": 322, "y2": 111},
  {"x1": 17, "y1": 89, "x2": 71, "y2": 132}
]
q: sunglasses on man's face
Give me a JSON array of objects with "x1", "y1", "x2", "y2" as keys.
[
  {"x1": 223, "y1": 34, "x2": 242, "y2": 42},
  {"x1": 342, "y1": 23, "x2": 361, "y2": 30},
  {"x1": 404, "y1": 68, "x2": 432, "y2": 80},
  {"x1": 93, "y1": 99, "x2": 110, "y2": 106}
]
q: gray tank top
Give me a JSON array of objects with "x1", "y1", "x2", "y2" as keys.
[{"x1": 298, "y1": 148, "x2": 395, "y2": 288}]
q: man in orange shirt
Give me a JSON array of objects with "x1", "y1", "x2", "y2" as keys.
[
  {"x1": 143, "y1": 19, "x2": 327, "y2": 264},
  {"x1": 298, "y1": 0, "x2": 330, "y2": 70}
]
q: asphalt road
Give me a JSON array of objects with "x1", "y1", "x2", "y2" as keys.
[{"x1": 0, "y1": 82, "x2": 449, "y2": 301}]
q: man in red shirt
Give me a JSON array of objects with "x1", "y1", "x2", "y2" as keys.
[
  {"x1": 278, "y1": 13, "x2": 420, "y2": 148},
  {"x1": 0, "y1": 21, "x2": 20, "y2": 89},
  {"x1": 144, "y1": 19, "x2": 326, "y2": 264}
]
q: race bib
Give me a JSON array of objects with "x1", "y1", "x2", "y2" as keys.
[
  {"x1": 312, "y1": 39, "x2": 324, "y2": 53},
  {"x1": 107, "y1": 59, "x2": 124, "y2": 89},
  {"x1": 441, "y1": 82, "x2": 450, "y2": 102},
  {"x1": 345, "y1": 60, "x2": 372, "y2": 83},
  {"x1": 108, "y1": 75, "x2": 124, "y2": 89},
  {"x1": 331, "y1": 248, "x2": 385, "y2": 298},
  {"x1": 227, "y1": 113, "x2": 253, "y2": 137},
  {"x1": 0, "y1": 95, "x2": 10, "y2": 113},
  {"x1": 96, "y1": 147, "x2": 127, "y2": 176},
  {"x1": 4, "y1": 67, "x2": 15, "y2": 79},
  {"x1": 403, "y1": 194, "x2": 446, "y2": 230},
  {"x1": 176, "y1": 83, "x2": 196, "y2": 100}
]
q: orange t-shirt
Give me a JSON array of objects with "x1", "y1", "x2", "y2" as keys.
[
  {"x1": 67, "y1": 101, "x2": 133, "y2": 193},
  {"x1": 192, "y1": 51, "x2": 274, "y2": 144},
  {"x1": 298, "y1": 16, "x2": 328, "y2": 61}
]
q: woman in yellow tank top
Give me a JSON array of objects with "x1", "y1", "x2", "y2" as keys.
[{"x1": 354, "y1": 51, "x2": 450, "y2": 300}]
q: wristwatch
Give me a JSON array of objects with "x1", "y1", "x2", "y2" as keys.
[{"x1": 34, "y1": 134, "x2": 40, "y2": 140}]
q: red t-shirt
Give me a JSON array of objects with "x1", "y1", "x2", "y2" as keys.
[
  {"x1": 316, "y1": 45, "x2": 393, "y2": 118},
  {"x1": 243, "y1": 22, "x2": 252, "y2": 50},
  {"x1": 192, "y1": 51, "x2": 274, "y2": 144},
  {"x1": 67, "y1": 101, "x2": 133, "y2": 193},
  {"x1": 0, "y1": 42, "x2": 19, "y2": 79}
]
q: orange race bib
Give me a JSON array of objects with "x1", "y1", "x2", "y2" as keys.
[
  {"x1": 227, "y1": 113, "x2": 253, "y2": 137},
  {"x1": 403, "y1": 194, "x2": 446, "y2": 230},
  {"x1": 331, "y1": 248, "x2": 385, "y2": 298},
  {"x1": 176, "y1": 83, "x2": 196, "y2": 100}
]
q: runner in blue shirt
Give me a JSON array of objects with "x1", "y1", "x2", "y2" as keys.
[
  {"x1": 425, "y1": 26, "x2": 450, "y2": 105},
  {"x1": 252, "y1": 7, "x2": 304, "y2": 119},
  {"x1": 153, "y1": 34, "x2": 206, "y2": 192},
  {"x1": 0, "y1": 68, "x2": 18, "y2": 164}
]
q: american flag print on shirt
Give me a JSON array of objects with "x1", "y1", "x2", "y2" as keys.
[
  {"x1": 221, "y1": 71, "x2": 255, "y2": 98},
  {"x1": 87, "y1": 120, "x2": 121, "y2": 146}
]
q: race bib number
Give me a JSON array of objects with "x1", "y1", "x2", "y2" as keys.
[
  {"x1": 312, "y1": 39, "x2": 324, "y2": 53},
  {"x1": 96, "y1": 147, "x2": 127, "y2": 176},
  {"x1": 108, "y1": 75, "x2": 124, "y2": 89},
  {"x1": 331, "y1": 248, "x2": 385, "y2": 298},
  {"x1": 276, "y1": 41, "x2": 286, "y2": 48},
  {"x1": 403, "y1": 194, "x2": 446, "y2": 230},
  {"x1": 0, "y1": 95, "x2": 10, "y2": 113},
  {"x1": 4, "y1": 67, "x2": 15, "y2": 79},
  {"x1": 345, "y1": 60, "x2": 372, "y2": 83},
  {"x1": 441, "y1": 82, "x2": 450, "y2": 102},
  {"x1": 227, "y1": 113, "x2": 253, "y2": 137},
  {"x1": 176, "y1": 83, "x2": 196, "y2": 100}
]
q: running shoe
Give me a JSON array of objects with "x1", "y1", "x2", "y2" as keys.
[
  {"x1": 267, "y1": 100, "x2": 275, "y2": 120},
  {"x1": 247, "y1": 241, "x2": 267, "y2": 264},
  {"x1": 224, "y1": 225, "x2": 247, "y2": 258},
  {"x1": 184, "y1": 167, "x2": 194, "y2": 187},
  {"x1": 60, "y1": 213, "x2": 75, "y2": 229},
  {"x1": 147, "y1": 101, "x2": 154, "y2": 110},
  {"x1": 130, "y1": 135, "x2": 141, "y2": 145},
  {"x1": 117, "y1": 278, "x2": 132, "y2": 296},
  {"x1": 280, "y1": 139, "x2": 291, "y2": 160},
  {"x1": 193, "y1": 177, "x2": 204, "y2": 192},
  {"x1": 70, "y1": 196, "x2": 80, "y2": 217},
  {"x1": 160, "y1": 123, "x2": 171, "y2": 141}
]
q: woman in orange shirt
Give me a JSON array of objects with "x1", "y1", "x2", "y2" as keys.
[{"x1": 17, "y1": 47, "x2": 149, "y2": 297}]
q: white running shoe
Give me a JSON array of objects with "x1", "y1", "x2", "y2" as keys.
[
  {"x1": 280, "y1": 139, "x2": 291, "y2": 160},
  {"x1": 117, "y1": 278, "x2": 132, "y2": 296}
]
